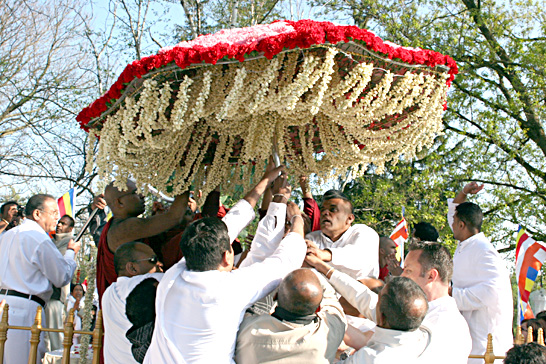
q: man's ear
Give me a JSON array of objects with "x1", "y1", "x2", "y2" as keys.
[
  {"x1": 377, "y1": 310, "x2": 387, "y2": 328},
  {"x1": 125, "y1": 262, "x2": 138, "y2": 275},
  {"x1": 220, "y1": 248, "x2": 232, "y2": 268},
  {"x1": 346, "y1": 213, "x2": 355, "y2": 225},
  {"x1": 428, "y1": 268, "x2": 439, "y2": 283}
]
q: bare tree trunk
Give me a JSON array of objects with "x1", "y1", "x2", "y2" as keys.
[
  {"x1": 180, "y1": 0, "x2": 198, "y2": 39},
  {"x1": 230, "y1": 0, "x2": 240, "y2": 28}
]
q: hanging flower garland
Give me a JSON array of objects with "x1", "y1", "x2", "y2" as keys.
[{"x1": 79, "y1": 20, "x2": 457, "y2": 199}]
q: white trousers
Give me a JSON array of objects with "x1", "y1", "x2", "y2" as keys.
[
  {"x1": 2, "y1": 295, "x2": 46, "y2": 364},
  {"x1": 44, "y1": 299, "x2": 64, "y2": 351}
]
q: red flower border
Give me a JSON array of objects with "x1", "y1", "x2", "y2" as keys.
[{"x1": 77, "y1": 19, "x2": 458, "y2": 131}]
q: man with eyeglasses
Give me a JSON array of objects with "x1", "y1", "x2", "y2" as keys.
[
  {"x1": 0, "y1": 194, "x2": 81, "y2": 364},
  {"x1": 102, "y1": 241, "x2": 163, "y2": 364}
]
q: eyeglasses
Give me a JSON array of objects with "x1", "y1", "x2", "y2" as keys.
[
  {"x1": 133, "y1": 256, "x2": 159, "y2": 264},
  {"x1": 39, "y1": 209, "x2": 60, "y2": 218},
  {"x1": 118, "y1": 189, "x2": 139, "y2": 199}
]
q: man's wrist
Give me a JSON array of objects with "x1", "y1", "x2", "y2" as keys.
[
  {"x1": 272, "y1": 194, "x2": 288, "y2": 203},
  {"x1": 1, "y1": 218, "x2": 8, "y2": 225}
]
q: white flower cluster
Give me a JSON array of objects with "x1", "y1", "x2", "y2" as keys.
[
  {"x1": 87, "y1": 45, "x2": 450, "y2": 200},
  {"x1": 78, "y1": 252, "x2": 96, "y2": 364}
]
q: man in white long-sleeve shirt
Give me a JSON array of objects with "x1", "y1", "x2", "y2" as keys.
[
  {"x1": 144, "y1": 167, "x2": 307, "y2": 364},
  {"x1": 447, "y1": 182, "x2": 513, "y2": 363},
  {"x1": 0, "y1": 194, "x2": 80, "y2": 364},
  {"x1": 401, "y1": 242, "x2": 472, "y2": 363},
  {"x1": 305, "y1": 190, "x2": 379, "y2": 280}
]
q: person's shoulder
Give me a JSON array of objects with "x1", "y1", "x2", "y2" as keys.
[
  {"x1": 306, "y1": 230, "x2": 322, "y2": 240},
  {"x1": 349, "y1": 224, "x2": 379, "y2": 238}
]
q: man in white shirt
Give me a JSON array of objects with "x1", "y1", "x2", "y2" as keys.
[
  {"x1": 401, "y1": 242, "x2": 472, "y2": 363},
  {"x1": 306, "y1": 253, "x2": 432, "y2": 364},
  {"x1": 102, "y1": 241, "x2": 164, "y2": 364},
  {"x1": 0, "y1": 194, "x2": 80, "y2": 364},
  {"x1": 144, "y1": 166, "x2": 307, "y2": 364},
  {"x1": 447, "y1": 182, "x2": 513, "y2": 363},
  {"x1": 305, "y1": 189, "x2": 379, "y2": 280}
]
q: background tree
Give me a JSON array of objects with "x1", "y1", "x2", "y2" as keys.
[
  {"x1": 0, "y1": 0, "x2": 96, "y2": 199},
  {"x1": 311, "y1": 0, "x2": 546, "y2": 249}
]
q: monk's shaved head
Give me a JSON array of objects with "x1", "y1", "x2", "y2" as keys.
[
  {"x1": 380, "y1": 237, "x2": 396, "y2": 250},
  {"x1": 277, "y1": 269, "x2": 323, "y2": 316},
  {"x1": 104, "y1": 180, "x2": 136, "y2": 205},
  {"x1": 104, "y1": 179, "x2": 145, "y2": 217}
]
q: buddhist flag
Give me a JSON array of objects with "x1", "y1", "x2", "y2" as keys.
[
  {"x1": 57, "y1": 188, "x2": 75, "y2": 218},
  {"x1": 515, "y1": 226, "x2": 546, "y2": 323},
  {"x1": 390, "y1": 216, "x2": 409, "y2": 264}
]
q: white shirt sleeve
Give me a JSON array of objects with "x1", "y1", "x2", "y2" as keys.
[
  {"x1": 232, "y1": 232, "x2": 306, "y2": 306},
  {"x1": 32, "y1": 237, "x2": 77, "y2": 288},
  {"x1": 314, "y1": 270, "x2": 347, "y2": 327},
  {"x1": 239, "y1": 202, "x2": 286, "y2": 268},
  {"x1": 329, "y1": 269, "x2": 378, "y2": 323},
  {"x1": 447, "y1": 198, "x2": 457, "y2": 233},
  {"x1": 222, "y1": 199, "x2": 256, "y2": 243}
]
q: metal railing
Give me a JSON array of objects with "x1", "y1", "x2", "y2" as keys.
[
  {"x1": 0, "y1": 304, "x2": 545, "y2": 364},
  {"x1": 0, "y1": 304, "x2": 103, "y2": 364}
]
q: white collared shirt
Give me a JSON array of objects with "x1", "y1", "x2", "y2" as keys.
[
  {"x1": 0, "y1": 219, "x2": 76, "y2": 302},
  {"x1": 144, "y1": 199, "x2": 307, "y2": 364},
  {"x1": 306, "y1": 224, "x2": 379, "y2": 280},
  {"x1": 102, "y1": 272, "x2": 164, "y2": 364},
  {"x1": 447, "y1": 199, "x2": 513, "y2": 361}
]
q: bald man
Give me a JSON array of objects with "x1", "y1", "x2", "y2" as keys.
[
  {"x1": 378, "y1": 237, "x2": 397, "y2": 281},
  {"x1": 96, "y1": 180, "x2": 190, "y2": 303},
  {"x1": 235, "y1": 268, "x2": 347, "y2": 363}
]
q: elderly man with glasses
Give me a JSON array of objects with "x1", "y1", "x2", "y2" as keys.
[
  {"x1": 102, "y1": 241, "x2": 164, "y2": 364},
  {"x1": 0, "y1": 194, "x2": 81, "y2": 364}
]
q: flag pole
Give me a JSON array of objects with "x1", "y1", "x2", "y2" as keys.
[{"x1": 73, "y1": 208, "x2": 99, "y2": 243}]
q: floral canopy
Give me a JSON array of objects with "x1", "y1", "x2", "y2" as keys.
[{"x1": 78, "y1": 20, "x2": 457, "y2": 198}]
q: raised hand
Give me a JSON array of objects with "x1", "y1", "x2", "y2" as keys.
[
  {"x1": 91, "y1": 194, "x2": 107, "y2": 210},
  {"x1": 463, "y1": 182, "x2": 484, "y2": 195}
]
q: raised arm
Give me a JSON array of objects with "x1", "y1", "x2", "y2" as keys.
[
  {"x1": 233, "y1": 201, "x2": 306, "y2": 306},
  {"x1": 305, "y1": 254, "x2": 378, "y2": 322},
  {"x1": 107, "y1": 192, "x2": 190, "y2": 251},
  {"x1": 448, "y1": 182, "x2": 484, "y2": 230},
  {"x1": 239, "y1": 174, "x2": 292, "y2": 268},
  {"x1": 243, "y1": 164, "x2": 285, "y2": 208}
]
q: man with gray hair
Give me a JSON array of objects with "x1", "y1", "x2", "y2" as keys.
[
  {"x1": 0, "y1": 194, "x2": 80, "y2": 364},
  {"x1": 305, "y1": 254, "x2": 432, "y2": 363}
]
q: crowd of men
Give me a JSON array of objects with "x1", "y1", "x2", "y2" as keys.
[{"x1": 0, "y1": 171, "x2": 544, "y2": 363}]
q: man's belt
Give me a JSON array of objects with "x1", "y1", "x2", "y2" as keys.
[{"x1": 0, "y1": 289, "x2": 46, "y2": 307}]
